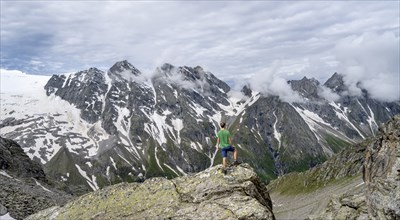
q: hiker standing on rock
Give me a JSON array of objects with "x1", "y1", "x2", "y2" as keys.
[{"x1": 217, "y1": 122, "x2": 239, "y2": 174}]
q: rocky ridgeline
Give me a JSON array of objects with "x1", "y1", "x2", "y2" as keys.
[
  {"x1": 310, "y1": 115, "x2": 400, "y2": 219},
  {"x1": 0, "y1": 137, "x2": 72, "y2": 219},
  {"x1": 27, "y1": 163, "x2": 275, "y2": 220}
]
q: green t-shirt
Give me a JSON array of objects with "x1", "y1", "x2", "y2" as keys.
[{"x1": 217, "y1": 129, "x2": 231, "y2": 148}]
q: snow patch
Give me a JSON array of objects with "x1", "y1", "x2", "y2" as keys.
[
  {"x1": 110, "y1": 157, "x2": 117, "y2": 170},
  {"x1": 0, "y1": 170, "x2": 13, "y2": 178},
  {"x1": 163, "y1": 163, "x2": 180, "y2": 176},
  {"x1": 273, "y1": 111, "x2": 282, "y2": 149},
  {"x1": 34, "y1": 179, "x2": 52, "y2": 192},
  {"x1": 75, "y1": 164, "x2": 99, "y2": 191},
  {"x1": 106, "y1": 166, "x2": 110, "y2": 177},
  {"x1": 366, "y1": 105, "x2": 378, "y2": 135},
  {"x1": 175, "y1": 164, "x2": 187, "y2": 175},
  {"x1": 0, "y1": 213, "x2": 16, "y2": 220},
  {"x1": 330, "y1": 102, "x2": 365, "y2": 139}
]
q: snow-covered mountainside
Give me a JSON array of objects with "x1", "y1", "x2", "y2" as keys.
[{"x1": 1, "y1": 62, "x2": 399, "y2": 193}]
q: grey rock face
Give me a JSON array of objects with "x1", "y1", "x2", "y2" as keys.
[
  {"x1": 108, "y1": 60, "x2": 141, "y2": 81},
  {"x1": 364, "y1": 115, "x2": 400, "y2": 219},
  {"x1": 44, "y1": 67, "x2": 108, "y2": 123},
  {"x1": 241, "y1": 85, "x2": 253, "y2": 97},
  {"x1": 324, "y1": 72, "x2": 347, "y2": 93},
  {"x1": 27, "y1": 163, "x2": 275, "y2": 220},
  {"x1": 289, "y1": 76, "x2": 320, "y2": 100},
  {"x1": 0, "y1": 203, "x2": 7, "y2": 215},
  {"x1": 309, "y1": 192, "x2": 368, "y2": 220}
]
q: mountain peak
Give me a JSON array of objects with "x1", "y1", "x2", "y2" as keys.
[
  {"x1": 289, "y1": 76, "x2": 320, "y2": 99},
  {"x1": 108, "y1": 60, "x2": 141, "y2": 81},
  {"x1": 324, "y1": 72, "x2": 346, "y2": 93},
  {"x1": 73, "y1": 67, "x2": 105, "y2": 84},
  {"x1": 160, "y1": 63, "x2": 175, "y2": 72}
]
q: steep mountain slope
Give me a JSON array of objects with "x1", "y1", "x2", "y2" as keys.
[
  {"x1": 1, "y1": 63, "x2": 399, "y2": 193},
  {"x1": 0, "y1": 137, "x2": 72, "y2": 219},
  {"x1": 232, "y1": 74, "x2": 398, "y2": 178}
]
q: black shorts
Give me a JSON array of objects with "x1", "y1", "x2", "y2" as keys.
[{"x1": 221, "y1": 146, "x2": 235, "y2": 158}]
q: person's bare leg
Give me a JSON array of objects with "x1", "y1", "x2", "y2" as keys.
[
  {"x1": 223, "y1": 157, "x2": 227, "y2": 169},
  {"x1": 234, "y1": 148, "x2": 237, "y2": 161}
]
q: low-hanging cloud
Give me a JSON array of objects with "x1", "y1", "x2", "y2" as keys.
[
  {"x1": 317, "y1": 86, "x2": 340, "y2": 102},
  {"x1": 249, "y1": 62, "x2": 304, "y2": 103},
  {"x1": 154, "y1": 65, "x2": 211, "y2": 96},
  {"x1": 335, "y1": 32, "x2": 400, "y2": 102}
]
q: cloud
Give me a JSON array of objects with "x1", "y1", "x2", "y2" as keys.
[
  {"x1": 249, "y1": 61, "x2": 304, "y2": 103},
  {"x1": 154, "y1": 65, "x2": 210, "y2": 95},
  {"x1": 334, "y1": 32, "x2": 400, "y2": 101},
  {"x1": 1, "y1": 1, "x2": 398, "y2": 101},
  {"x1": 318, "y1": 86, "x2": 340, "y2": 102}
]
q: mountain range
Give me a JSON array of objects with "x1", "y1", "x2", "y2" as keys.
[{"x1": 1, "y1": 60, "x2": 399, "y2": 193}]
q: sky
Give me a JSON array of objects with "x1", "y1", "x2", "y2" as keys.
[{"x1": 1, "y1": 1, "x2": 399, "y2": 101}]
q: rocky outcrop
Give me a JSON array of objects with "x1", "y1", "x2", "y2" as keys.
[
  {"x1": 0, "y1": 137, "x2": 72, "y2": 220},
  {"x1": 308, "y1": 192, "x2": 368, "y2": 220},
  {"x1": 27, "y1": 163, "x2": 275, "y2": 220},
  {"x1": 308, "y1": 115, "x2": 400, "y2": 219},
  {"x1": 364, "y1": 115, "x2": 400, "y2": 219}
]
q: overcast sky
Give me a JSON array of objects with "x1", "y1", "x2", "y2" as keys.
[{"x1": 1, "y1": 1, "x2": 399, "y2": 101}]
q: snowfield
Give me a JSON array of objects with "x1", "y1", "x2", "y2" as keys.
[{"x1": 0, "y1": 69, "x2": 107, "y2": 163}]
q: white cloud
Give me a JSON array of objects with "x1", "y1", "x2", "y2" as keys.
[
  {"x1": 334, "y1": 32, "x2": 400, "y2": 101},
  {"x1": 318, "y1": 86, "x2": 340, "y2": 102},
  {"x1": 249, "y1": 62, "x2": 304, "y2": 103},
  {"x1": 1, "y1": 1, "x2": 398, "y2": 102}
]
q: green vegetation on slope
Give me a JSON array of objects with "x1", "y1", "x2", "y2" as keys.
[{"x1": 268, "y1": 142, "x2": 367, "y2": 195}]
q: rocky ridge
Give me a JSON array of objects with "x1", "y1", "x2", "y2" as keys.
[{"x1": 27, "y1": 163, "x2": 275, "y2": 220}]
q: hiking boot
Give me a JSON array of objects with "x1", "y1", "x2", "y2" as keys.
[
  {"x1": 233, "y1": 161, "x2": 240, "y2": 166},
  {"x1": 222, "y1": 169, "x2": 227, "y2": 175}
]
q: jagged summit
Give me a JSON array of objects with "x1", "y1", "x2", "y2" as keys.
[
  {"x1": 26, "y1": 163, "x2": 275, "y2": 220},
  {"x1": 289, "y1": 76, "x2": 320, "y2": 99},
  {"x1": 108, "y1": 60, "x2": 141, "y2": 81},
  {"x1": 158, "y1": 63, "x2": 207, "y2": 82},
  {"x1": 71, "y1": 67, "x2": 105, "y2": 84},
  {"x1": 160, "y1": 63, "x2": 175, "y2": 72},
  {"x1": 324, "y1": 72, "x2": 346, "y2": 93}
]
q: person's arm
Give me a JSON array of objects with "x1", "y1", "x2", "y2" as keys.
[
  {"x1": 217, "y1": 137, "x2": 220, "y2": 146},
  {"x1": 229, "y1": 137, "x2": 232, "y2": 146}
]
